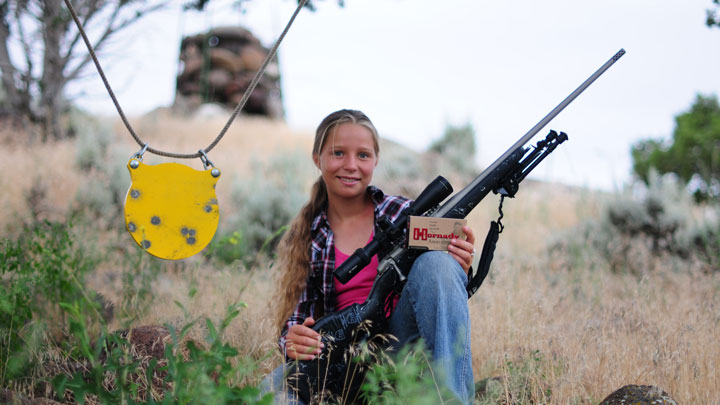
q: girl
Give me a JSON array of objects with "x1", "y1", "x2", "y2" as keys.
[{"x1": 266, "y1": 109, "x2": 476, "y2": 404}]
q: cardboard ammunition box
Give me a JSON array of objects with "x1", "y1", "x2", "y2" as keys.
[{"x1": 408, "y1": 216, "x2": 466, "y2": 250}]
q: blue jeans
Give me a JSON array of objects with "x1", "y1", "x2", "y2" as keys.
[
  {"x1": 386, "y1": 251, "x2": 474, "y2": 403},
  {"x1": 261, "y1": 251, "x2": 474, "y2": 404},
  {"x1": 260, "y1": 363, "x2": 304, "y2": 405}
]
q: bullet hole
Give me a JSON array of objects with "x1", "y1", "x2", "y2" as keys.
[
  {"x1": 181, "y1": 227, "x2": 189, "y2": 236},
  {"x1": 141, "y1": 240, "x2": 151, "y2": 249},
  {"x1": 151, "y1": 216, "x2": 161, "y2": 225},
  {"x1": 130, "y1": 189, "x2": 140, "y2": 199},
  {"x1": 204, "y1": 199, "x2": 218, "y2": 213},
  {"x1": 128, "y1": 222, "x2": 136, "y2": 232},
  {"x1": 188, "y1": 229, "x2": 196, "y2": 237},
  {"x1": 186, "y1": 237, "x2": 196, "y2": 245}
]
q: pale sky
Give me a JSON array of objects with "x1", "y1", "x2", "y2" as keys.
[{"x1": 71, "y1": 0, "x2": 720, "y2": 191}]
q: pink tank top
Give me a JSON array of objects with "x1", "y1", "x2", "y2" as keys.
[{"x1": 333, "y1": 236, "x2": 399, "y2": 312}]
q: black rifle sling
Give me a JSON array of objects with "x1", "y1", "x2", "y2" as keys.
[{"x1": 467, "y1": 220, "x2": 500, "y2": 298}]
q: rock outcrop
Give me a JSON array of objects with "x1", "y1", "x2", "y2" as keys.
[{"x1": 175, "y1": 26, "x2": 284, "y2": 119}]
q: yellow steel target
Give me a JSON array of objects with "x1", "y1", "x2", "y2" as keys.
[{"x1": 124, "y1": 159, "x2": 220, "y2": 260}]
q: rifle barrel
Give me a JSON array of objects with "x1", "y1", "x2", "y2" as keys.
[{"x1": 435, "y1": 48, "x2": 626, "y2": 216}]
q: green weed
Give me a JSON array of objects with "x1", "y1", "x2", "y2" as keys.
[
  {"x1": 52, "y1": 300, "x2": 274, "y2": 404},
  {"x1": 0, "y1": 220, "x2": 99, "y2": 385},
  {"x1": 360, "y1": 341, "x2": 453, "y2": 405}
]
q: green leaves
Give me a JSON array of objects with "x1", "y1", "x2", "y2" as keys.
[
  {"x1": 631, "y1": 94, "x2": 720, "y2": 201},
  {"x1": 50, "y1": 299, "x2": 268, "y2": 404},
  {"x1": 157, "y1": 301, "x2": 267, "y2": 404},
  {"x1": 360, "y1": 341, "x2": 450, "y2": 405},
  {"x1": 707, "y1": 0, "x2": 720, "y2": 28},
  {"x1": 428, "y1": 123, "x2": 479, "y2": 180},
  {"x1": 0, "y1": 220, "x2": 97, "y2": 385}
]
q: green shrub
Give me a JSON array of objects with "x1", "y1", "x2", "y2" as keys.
[
  {"x1": 686, "y1": 221, "x2": 720, "y2": 268},
  {"x1": 209, "y1": 152, "x2": 310, "y2": 265},
  {"x1": 205, "y1": 231, "x2": 249, "y2": 266},
  {"x1": 72, "y1": 113, "x2": 113, "y2": 172},
  {"x1": 427, "y1": 123, "x2": 478, "y2": 180},
  {"x1": 0, "y1": 220, "x2": 99, "y2": 384},
  {"x1": 550, "y1": 173, "x2": 720, "y2": 274},
  {"x1": 359, "y1": 341, "x2": 452, "y2": 404},
  {"x1": 373, "y1": 139, "x2": 430, "y2": 197},
  {"x1": 72, "y1": 114, "x2": 132, "y2": 230},
  {"x1": 631, "y1": 94, "x2": 720, "y2": 201},
  {"x1": 53, "y1": 301, "x2": 272, "y2": 404},
  {"x1": 374, "y1": 124, "x2": 480, "y2": 201}
]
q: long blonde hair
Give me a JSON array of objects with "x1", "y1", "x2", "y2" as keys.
[{"x1": 273, "y1": 109, "x2": 380, "y2": 333}]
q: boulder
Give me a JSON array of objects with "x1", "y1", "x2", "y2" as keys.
[
  {"x1": 0, "y1": 389, "x2": 62, "y2": 404},
  {"x1": 599, "y1": 385, "x2": 678, "y2": 405},
  {"x1": 112, "y1": 325, "x2": 171, "y2": 360}
]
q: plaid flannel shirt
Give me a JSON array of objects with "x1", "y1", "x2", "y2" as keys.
[{"x1": 277, "y1": 186, "x2": 412, "y2": 356}]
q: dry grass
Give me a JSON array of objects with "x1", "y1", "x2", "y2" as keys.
[
  {"x1": 470, "y1": 255, "x2": 720, "y2": 404},
  {"x1": 2, "y1": 113, "x2": 718, "y2": 403},
  {"x1": 0, "y1": 136, "x2": 83, "y2": 231}
]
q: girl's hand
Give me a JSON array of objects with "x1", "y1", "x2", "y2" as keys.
[
  {"x1": 447, "y1": 226, "x2": 476, "y2": 275},
  {"x1": 286, "y1": 317, "x2": 324, "y2": 360}
]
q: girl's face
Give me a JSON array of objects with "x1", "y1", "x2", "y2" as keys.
[{"x1": 313, "y1": 122, "x2": 378, "y2": 202}]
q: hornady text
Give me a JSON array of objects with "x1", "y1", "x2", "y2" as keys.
[{"x1": 413, "y1": 228, "x2": 461, "y2": 241}]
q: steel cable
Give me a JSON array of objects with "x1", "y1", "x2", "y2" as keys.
[{"x1": 63, "y1": 0, "x2": 308, "y2": 159}]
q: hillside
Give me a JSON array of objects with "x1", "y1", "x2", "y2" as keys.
[{"x1": 1, "y1": 112, "x2": 717, "y2": 403}]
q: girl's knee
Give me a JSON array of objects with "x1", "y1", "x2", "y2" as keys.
[{"x1": 410, "y1": 251, "x2": 466, "y2": 287}]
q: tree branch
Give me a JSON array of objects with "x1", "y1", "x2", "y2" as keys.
[
  {"x1": 64, "y1": 2, "x2": 168, "y2": 83},
  {"x1": 63, "y1": 0, "x2": 100, "y2": 57}
]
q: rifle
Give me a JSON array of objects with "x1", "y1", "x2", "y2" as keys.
[{"x1": 286, "y1": 48, "x2": 626, "y2": 403}]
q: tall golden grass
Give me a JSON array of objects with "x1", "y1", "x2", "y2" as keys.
[{"x1": 1, "y1": 113, "x2": 718, "y2": 403}]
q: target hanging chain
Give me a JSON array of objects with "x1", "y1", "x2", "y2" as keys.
[{"x1": 64, "y1": 0, "x2": 308, "y2": 259}]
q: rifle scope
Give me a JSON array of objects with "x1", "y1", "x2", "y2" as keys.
[{"x1": 334, "y1": 176, "x2": 453, "y2": 284}]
